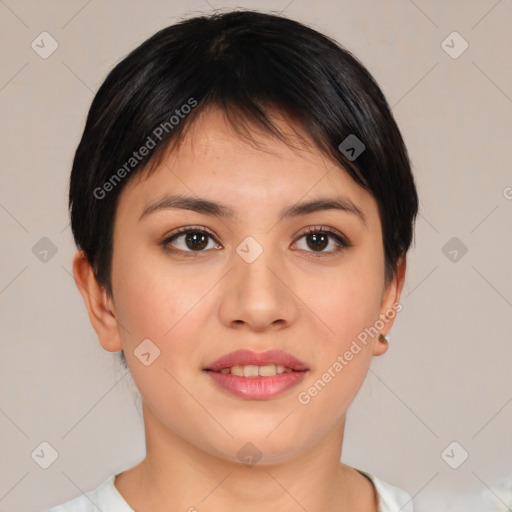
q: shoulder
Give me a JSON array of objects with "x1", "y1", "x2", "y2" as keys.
[
  {"x1": 356, "y1": 469, "x2": 414, "y2": 512},
  {"x1": 44, "y1": 474, "x2": 134, "y2": 512}
]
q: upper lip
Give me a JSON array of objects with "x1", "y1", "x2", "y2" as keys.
[{"x1": 204, "y1": 349, "x2": 309, "y2": 372}]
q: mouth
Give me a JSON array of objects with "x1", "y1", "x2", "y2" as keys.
[
  {"x1": 203, "y1": 365, "x2": 309, "y2": 400},
  {"x1": 203, "y1": 364, "x2": 307, "y2": 377},
  {"x1": 202, "y1": 349, "x2": 309, "y2": 399},
  {"x1": 203, "y1": 349, "x2": 310, "y2": 374}
]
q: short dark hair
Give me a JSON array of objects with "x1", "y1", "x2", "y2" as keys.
[{"x1": 69, "y1": 8, "x2": 418, "y2": 320}]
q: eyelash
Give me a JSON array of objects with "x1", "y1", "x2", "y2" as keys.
[{"x1": 160, "y1": 225, "x2": 353, "y2": 258}]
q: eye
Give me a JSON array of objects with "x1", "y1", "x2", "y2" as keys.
[
  {"x1": 160, "y1": 225, "x2": 353, "y2": 257},
  {"x1": 160, "y1": 226, "x2": 221, "y2": 253},
  {"x1": 293, "y1": 226, "x2": 352, "y2": 257}
]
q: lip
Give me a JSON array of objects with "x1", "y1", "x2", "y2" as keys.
[
  {"x1": 205, "y1": 370, "x2": 308, "y2": 400},
  {"x1": 204, "y1": 349, "x2": 309, "y2": 372},
  {"x1": 203, "y1": 349, "x2": 310, "y2": 400}
]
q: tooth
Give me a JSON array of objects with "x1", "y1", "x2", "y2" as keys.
[
  {"x1": 230, "y1": 365, "x2": 244, "y2": 376},
  {"x1": 243, "y1": 365, "x2": 260, "y2": 377},
  {"x1": 258, "y1": 364, "x2": 277, "y2": 377},
  {"x1": 217, "y1": 364, "x2": 295, "y2": 376}
]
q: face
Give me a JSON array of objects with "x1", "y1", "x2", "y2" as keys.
[{"x1": 95, "y1": 107, "x2": 403, "y2": 464}]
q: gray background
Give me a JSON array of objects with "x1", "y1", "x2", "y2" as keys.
[{"x1": 1, "y1": 1, "x2": 511, "y2": 511}]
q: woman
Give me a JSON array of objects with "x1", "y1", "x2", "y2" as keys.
[{"x1": 46, "y1": 9, "x2": 418, "y2": 512}]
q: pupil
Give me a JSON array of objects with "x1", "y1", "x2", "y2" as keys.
[
  {"x1": 186, "y1": 233, "x2": 208, "y2": 250},
  {"x1": 308, "y1": 233, "x2": 327, "y2": 251},
  {"x1": 183, "y1": 232, "x2": 328, "y2": 252}
]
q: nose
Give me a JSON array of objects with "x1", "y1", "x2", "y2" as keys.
[{"x1": 218, "y1": 242, "x2": 300, "y2": 332}]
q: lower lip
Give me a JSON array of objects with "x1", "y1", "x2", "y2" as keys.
[{"x1": 204, "y1": 370, "x2": 308, "y2": 400}]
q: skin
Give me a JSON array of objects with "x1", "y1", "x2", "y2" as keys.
[{"x1": 73, "y1": 106, "x2": 406, "y2": 512}]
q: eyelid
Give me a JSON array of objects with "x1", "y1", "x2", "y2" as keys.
[
  {"x1": 291, "y1": 225, "x2": 353, "y2": 255},
  {"x1": 164, "y1": 225, "x2": 216, "y2": 237},
  {"x1": 295, "y1": 225, "x2": 351, "y2": 244},
  {"x1": 160, "y1": 224, "x2": 353, "y2": 255},
  {"x1": 160, "y1": 225, "x2": 219, "y2": 250}
]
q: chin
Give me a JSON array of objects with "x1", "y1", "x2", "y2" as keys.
[{"x1": 203, "y1": 432, "x2": 307, "y2": 467}]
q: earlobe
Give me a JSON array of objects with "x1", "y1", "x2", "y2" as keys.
[
  {"x1": 373, "y1": 333, "x2": 389, "y2": 356},
  {"x1": 72, "y1": 250, "x2": 123, "y2": 353}
]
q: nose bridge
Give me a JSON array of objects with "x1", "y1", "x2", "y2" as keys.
[
  {"x1": 220, "y1": 234, "x2": 296, "y2": 330},
  {"x1": 236, "y1": 234, "x2": 282, "y2": 300}
]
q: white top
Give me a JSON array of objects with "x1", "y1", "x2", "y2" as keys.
[{"x1": 44, "y1": 469, "x2": 413, "y2": 512}]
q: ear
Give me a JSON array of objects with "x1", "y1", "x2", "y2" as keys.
[
  {"x1": 372, "y1": 254, "x2": 407, "y2": 356},
  {"x1": 72, "y1": 250, "x2": 123, "y2": 353}
]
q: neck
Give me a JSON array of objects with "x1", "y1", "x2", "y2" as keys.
[{"x1": 116, "y1": 401, "x2": 375, "y2": 512}]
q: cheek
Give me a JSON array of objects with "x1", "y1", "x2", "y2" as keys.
[
  {"x1": 112, "y1": 256, "x2": 172, "y2": 339},
  {"x1": 111, "y1": 250, "x2": 209, "y2": 411},
  {"x1": 112, "y1": 246, "x2": 218, "y2": 359},
  {"x1": 306, "y1": 254, "x2": 385, "y2": 344},
  {"x1": 113, "y1": 242, "x2": 173, "y2": 324},
  {"x1": 295, "y1": 276, "x2": 381, "y2": 425},
  {"x1": 296, "y1": 245, "x2": 384, "y2": 407}
]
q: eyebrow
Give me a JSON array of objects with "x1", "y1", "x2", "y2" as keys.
[{"x1": 139, "y1": 194, "x2": 366, "y2": 225}]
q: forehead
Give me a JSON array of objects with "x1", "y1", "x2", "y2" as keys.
[{"x1": 115, "y1": 107, "x2": 379, "y2": 227}]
